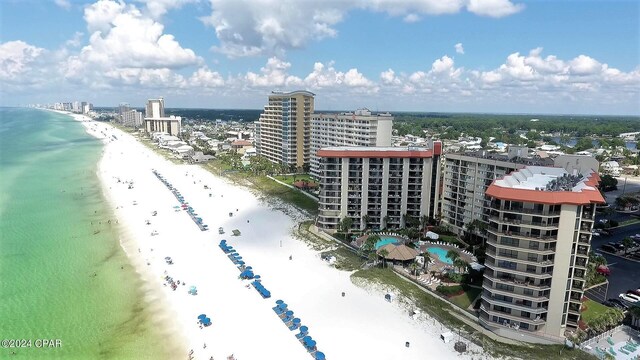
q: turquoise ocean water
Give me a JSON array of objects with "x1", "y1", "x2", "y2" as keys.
[{"x1": 0, "y1": 108, "x2": 170, "y2": 359}]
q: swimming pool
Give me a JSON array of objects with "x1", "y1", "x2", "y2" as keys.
[
  {"x1": 427, "y1": 247, "x2": 453, "y2": 264},
  {"x1": 375, "y1": 237, "x2": 399, "y2": 250}
]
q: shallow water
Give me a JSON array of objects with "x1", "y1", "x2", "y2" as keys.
[{"x1": 0, "y1": 108, "x2": 170, "y2": 359}]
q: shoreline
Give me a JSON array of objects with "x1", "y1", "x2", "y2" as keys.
[{"x1": 60, "y1": 110, "x2": 487, "y2": 360}]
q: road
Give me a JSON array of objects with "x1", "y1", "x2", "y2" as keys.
[
  {"x1": 602, "y1": 176, "x2": 640, "y2": 204},
  {"x1": 591, "y1": 222, "x2": 640, "y2": 302}
]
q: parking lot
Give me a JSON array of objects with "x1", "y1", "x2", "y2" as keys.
[{"x1": 592, "y1": 213, "x2": 640, "y2": 305}]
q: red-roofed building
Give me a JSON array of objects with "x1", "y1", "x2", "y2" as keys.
[
  {"x1": 317, "y1": 142, "x2": 442, "y2": 232},
  {"x1": 481, "y1": 166, "x2": 604, "y2": 342}
]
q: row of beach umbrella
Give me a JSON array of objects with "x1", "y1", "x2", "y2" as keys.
[
  {"x1": 153, "y1": 170, "x2": 209, "y2": 231},
  {"x1": 219, "y1": 240, "x2": 272, "y2": 299},
  {"x1": 273, "y1": 300, "x2": 325, "y2": 359}
]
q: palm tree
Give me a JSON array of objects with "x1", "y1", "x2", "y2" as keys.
[
  {"x1": 421, "y1": 252, "x2": 432, "y2": 270},
  {"x1": 362, "y1": 214, "x2": 371, "y2": 231},
  {"x1": 363, "y1": 234, "x2": 379, "y2": 253},
  {"x1": 382, "y1": 215, "x2": 390, "y2": 230},
  {"x1": 622, "y1": 237, "x2": 635, "y2": 255},
  {"x1": 409, "y1": 261, "x2": 419, "y2": 276},
  {"x1": 446, "y1": 249, "x2": 460, "y2": 263},
  {"x1": 378, "y1": 248, "x2": 389, "y2": 268},
  {"x1": 340, "y1": 217, "x2": 353, "y2": 235},
  {"x1": 453, "y1": 258, "x2": 469, "y2": 274},
  {"x1": 420, "y1": 215, "x2": 429, "y2": 233}
]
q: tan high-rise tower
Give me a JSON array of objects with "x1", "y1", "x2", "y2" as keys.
[{"x1": 255, "y1": 91, "x2": 315, "y2": 169}]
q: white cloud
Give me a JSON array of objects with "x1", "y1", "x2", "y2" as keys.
[
  {"x1": 0, "y1": 41, "x2": 45, "y2": 81},
  {"x1": 135, "y1": 0, "x2": 198, "y2": 19},
  {"x1": 245, "y1": 57, "x2": 302, "y2": 87},
  {"x1": 403, "y1": 14, "x2": 421, "y2": 23},
  {"x1": 569, "y1": 55, "x2": 602, "y2": 76},
  {"x1": 189, "y1": 67, "x2": 225, "y2": 88},
  {"x1": 55, "y1": 0, "x2": 71, "y2": 10},
  {"x1": 65, "y1": 0, "x2": 200, "y2": 87},
  {"x1": 454, "y1": 43, "x2": 464, "y2": 54},
  {"x1": 380, "y1": 68, "x2": 401, "y2": 85},
  {"x1": 466, "y1": 0, "x2": 524, "y2": 18},
  {"x1": 303, "y1": 61, "x2": 375, "y2": 90},
  {"x1": 201, "y1": 0, "x2": 525, "y2": 58},
  {"x1": 65, "y1": 32, "x2": 85, "y2": 48},
  {"x1": 201, "y1": 0, "x2": 344, "y2": 58}
]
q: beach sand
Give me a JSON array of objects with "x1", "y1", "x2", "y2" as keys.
[{"x1": 70, "y1": 113, "x2": 489, "y2": 360}]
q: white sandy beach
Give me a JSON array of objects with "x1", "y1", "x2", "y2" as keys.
[{"x1": 66, "y1": 112, "x2": 489, "y2": 360}]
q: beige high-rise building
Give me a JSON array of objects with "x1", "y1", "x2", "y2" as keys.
[
  {"x1": 481, "y1": 166, "x2": 604, "y2": 342},
  {"x1": 146, "y1": 98, "x2": 165, "y2": 118},
  {"x1": 310, "y1": 108, "x2": 393, "y2": 178},
  {"x1": 316, "y1": 142, "x2": 442, "y2": 232},
  {"x1": 255, "y1": 90, "x2": 315, "y2": 169}
]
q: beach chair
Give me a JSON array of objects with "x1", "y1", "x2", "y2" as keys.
[
  {"x1": 607, "y1": 337, "x2": 614, "y2": 345},
  {"x1": 621, "y1": 348, "x2": 630, "y2": 355},
  {"x1": 609, "y1": 347, "x2": 616, "y2": 356}
]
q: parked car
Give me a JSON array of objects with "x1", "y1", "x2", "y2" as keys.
[
  {"x1": 625, "y1": 292, "x2": 640, "y2": 302},
  {"x1": 619, "y1": 293, "x2": 639, "y2": 303},
  {"x1": 606, "y1": 298, "x2": 630, "y2": 310},
  {"x1": 628, "y1": 289, "x2": 640, "y2": 297},
  {"x1": 592, "y1": 231, "x2": 601, "y2": 237},
  {"x1": 601, "y1": 244, "x2": 618, "y2": 253},
  {"x1": 596, "y1": 265, "x2": 611, "y2": 276}
]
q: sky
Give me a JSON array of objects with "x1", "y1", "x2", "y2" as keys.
[{"x1": 1, "y1": 0, "x2": 639, "y2": 115}]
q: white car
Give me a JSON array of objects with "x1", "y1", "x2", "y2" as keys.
[
  {"x1": 620, "y1": 293, "x2": 639, "y2": 303},
  {"x1": 626, "y1": 292, "x2": 640, "y2": 302},
  {"x1": 592, "y1": 231, "x2": 600, "y2": 237}
]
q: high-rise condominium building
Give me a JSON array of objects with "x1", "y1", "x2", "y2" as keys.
[
  {"x1": 442, "y1": 148, "x2": 599, "y2": 237},
  {"x1": 310, "y1": 108, "x2": 393, "y2": 178},
  {"x1": 122, "y1": 109, "x2": 143, "y2": 128},
  {"x1": 146, "y1": 98, "x2": 165, "y2": 119},
  {"x1": 442, "y1": 147, "x2": 552, "y2": 235},
  {"x1": 481, "y1": 166, "x2": 603, "y2": 341},
  {"x1": 316, "y1": 142, "x2": 442, "y2": 232},
  {"x1": 255, "y1": 90, "x2": 315, "y2": 169}
]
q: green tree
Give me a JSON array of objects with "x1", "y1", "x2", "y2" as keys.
[
  {"x1": 623, "y1": 237, "x2": 635, "y2": 255},
  {"x1": 361, "y1": 214, "x2": 371, "y2": 230},
  {"x1": 446, "y1": 249, "x2": 460, "y2": 263},
  {"x1": 453, "y1": 258, "x2": 468, "y2": 274},
  {"x1": 340, "y1": 217, "x2": 353, "y2": 235},
  {"x1": 599, "y1": 174, "x2": 618, "y2": 191},
  {"x1": 421, "y1": 252, "x2": 431, "y2": 270},
  {"x1": 378, "y1": 248, "x2": 389, "y2": 268},
  {"x1": 363, "y1": 234, "x2": 380, "y2": 254}
]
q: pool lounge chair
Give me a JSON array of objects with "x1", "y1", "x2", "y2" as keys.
[{"x1": 607, "y1": 337, "x2": 614, "y2": 345}]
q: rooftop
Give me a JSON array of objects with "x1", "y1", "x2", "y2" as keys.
[
  {"x1": 447, "y1": 150, "x2": 554, "y2": 167},
  {"x1": 487, "y1": 166, "x2": 605, "y2": 205},
  {"x1": 318, "y1": 143, "x2": 442, "y2": 158}
]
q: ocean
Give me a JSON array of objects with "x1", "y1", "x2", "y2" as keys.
[{"x1": 0, "y1": 108, "x2": 169, "y2": 359}]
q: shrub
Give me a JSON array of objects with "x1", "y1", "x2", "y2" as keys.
[{"x1": 436, "y1": 285, "x2": 465, "y2": 297}]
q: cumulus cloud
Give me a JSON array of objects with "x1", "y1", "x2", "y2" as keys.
[
  {"x1": 245, "y1": 57, "x2": 302, "y2": 87},
  {"x1": 189, "y1": 67, "x2": 225, "y2": 88},
  {"x1": 466, "y1": 0, "x2": 524, "y2": 18},
  {"x1": 135, "y1": 0, "x2": 199, "y2": 19},
  {"x1": 0, "y1": 41, "x2": 45, "y2": 81},
  {"x1": 63, "y1": 0, "x2": 200, "y2": 88},
  {"x1": 455, "y1": 43, "x2": 464, "y2": 54},
  {"x1": 201, "y1": 0, "x2": 524, "y2": 57},
  {"x1": 304, "y1": 61, "x2": 375, "y2": 90}
]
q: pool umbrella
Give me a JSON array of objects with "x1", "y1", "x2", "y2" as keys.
[
  {"x1": 278, "y1": 303, "x2": 288, "y2": 310},
  {"x1": 307, "y1": 340, "x2": 316, "y2": 348},
  {"x1": 303, "y1": 336, "x2": 312, "y2": 343},
  {"x1": 285, "y1": 310, "x2": 294, "y2": 317}
]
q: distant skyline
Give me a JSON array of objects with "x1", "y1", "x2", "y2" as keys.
[{"x1": 1, "y1": 0, "x2": 639, "y2": 115}]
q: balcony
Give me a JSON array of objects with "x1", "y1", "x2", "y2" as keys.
[
  {"x1": 481, "y1": 294, "x2": 548, "y2": 314},
  {"x1": 484, "y1": 272, "x2": 551, "y2": 290},
  {"x1": 480, "y1": 304, "x2": 546, "y2": 326}
]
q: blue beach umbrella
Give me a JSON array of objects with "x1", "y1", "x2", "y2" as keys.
[
  {"x1": 278, "y1": 303, "x2": 287, "y2": 309},
  {"x1": 198, "y1": 314, "x2": 207, "y2": 319},
  {"x1": 307, "y1": 340, "x2": 316, "y2": 348},
  {"x1": 285, "y1": 310, "x2": 293, "y2": 317},
  {"x1": 299, "y1": 326, "x2": 308, "y2": 333},
  {"x1": 303, "y1": 336, "x2": 312, "y2": 344},
  {"x1": 276, "y1": 300, "x2": 284, "y2": 305},
  {"x1": 293, "y1": 318, "x2": 301, "y2": 324},
  {"x1": 315, "y1": 352, "x2": 325, "y2": 360}
]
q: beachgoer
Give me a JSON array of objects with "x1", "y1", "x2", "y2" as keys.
[
  {"x1": 203, "y1": 343, "x2": 207, "y2": 349},
  {"x1": 289, "y1": 255, "x2": 292, "y2": 260}
]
